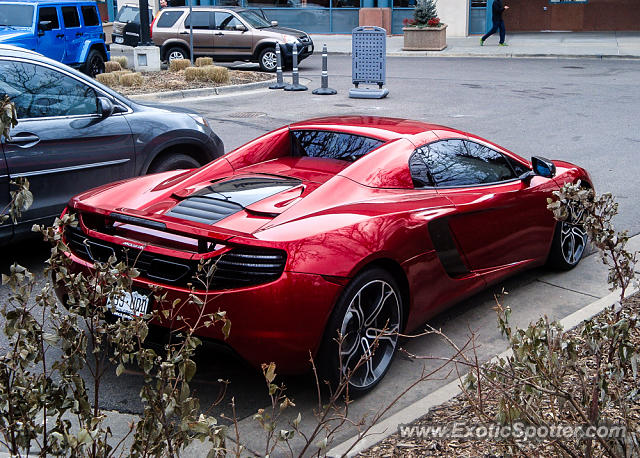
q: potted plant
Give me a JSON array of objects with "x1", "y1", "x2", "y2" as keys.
[{"x1": 402, "y1": 0, "x2": 447, "y2": 51}]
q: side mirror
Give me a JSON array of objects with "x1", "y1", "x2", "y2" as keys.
[
  {"x1": 98, "y1": 97, "x2": 114, "y2": 119},
  {"x1": 271, "y1": 20, "x2": 279, "y2": 27},
  {"x1": 531, "y1": 156, "x2": 556, "y2": 178},
  {"x1": 38, "y1": 20, "x2": 53, "y2": 36},
  {"x1": 235, "y1": 24, "x2": 247, "y2": 32}
]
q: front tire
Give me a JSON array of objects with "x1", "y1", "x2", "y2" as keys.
[
  {"x1": 84, "y1": 49, "x2": 105, "y2": 77},
  {"x1": 258, "y1": 47, "x2": 278, "y2": 72},
  {"x1": 317, "y1": 268, "x2": 403, "y2": 396},
  {"x1": 547, "y1": 200, "x2": 588, "y2": 270},
  {"x1": 148, "y1": 153, "x2": 201, "y2": 173}
]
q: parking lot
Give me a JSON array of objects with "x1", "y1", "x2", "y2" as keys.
[{"x1": 2, "y1": 53, "x2": 640, "y2": 453}]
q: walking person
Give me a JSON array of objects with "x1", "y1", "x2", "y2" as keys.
[{"x1": 480, "y1": 0, "x2": 509, "y2": 46}]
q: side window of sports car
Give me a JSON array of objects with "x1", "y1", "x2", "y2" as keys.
[
  {"x1": 420, "y1": 139, "x2": 517, "y2": 187},
  {"x1": 409, "y1": 149, "x2": 434, "y2": 188}
]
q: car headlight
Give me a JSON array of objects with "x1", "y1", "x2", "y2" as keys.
[
  {"x1": 188, "y1": 114, "x2": 210, "y2": 129},
  {"x1": 281, "y1": 34, "x2": 299, "y2": 44}
]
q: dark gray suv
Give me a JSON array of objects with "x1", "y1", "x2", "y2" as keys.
[{"x1": 0, "y1": 45, "x2": 224, "y2": 244}]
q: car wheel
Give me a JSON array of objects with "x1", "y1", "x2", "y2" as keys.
[
  {"x1": 258, "y1": 47, "x2": 278, "y2": 72},
  {"x1": 166, "y1": 46, "x2": 188, "y2": 62},
  {"x1": 547, "y1": 198, "x2": 588, "y2": 270},
  {"x1": 148, "y1": 154, "x2": 201, "y2": 173},
  {"x1": 317, "y1": 268, "x2": 403, "y2": 396},
  {"x1": 84, "y1": 49, "x2": 105, "y2": 77}
]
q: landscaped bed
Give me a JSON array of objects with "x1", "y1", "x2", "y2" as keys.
[
  {"x1": 358, "y1": 295, "x2": 640, "y2": 457},
  {"x1": 98, "y1": 68, "x2": 274, "y2": 96}
]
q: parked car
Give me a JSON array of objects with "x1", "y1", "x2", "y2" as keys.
[
  {"x1": 56, "y1": 116, "x2": 593, "y2": 394},
  {"x1": 0, "y1": 45, "x2": 224, "y2": 245},
  {"x1": 111, "y1": 2, "x2": 154, "y2": 47},
  {"x1": 151, "y1": 6, "x2": 313, "y2": 72},
  {"x1": 0, "y1": 0, "x2": 109, "y2": 77}
]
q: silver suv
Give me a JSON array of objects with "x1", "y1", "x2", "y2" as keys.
[{"x1": 151, "y1": 6, "x2": 313, "y2": 72}]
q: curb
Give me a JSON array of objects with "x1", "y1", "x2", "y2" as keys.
[
  {"x1": 325, "y1": 51, "x2": 640, "y2": 60},
  {"x1": 326, "y1": 283, "x2": 638, "y2": 457},
  {"x1": 129, "y1": 78, "x2": 276, "y2": 101}
]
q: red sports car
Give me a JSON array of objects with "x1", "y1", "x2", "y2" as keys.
[{"x1": 58, "y1": 116, "x2": 592, "y2": 394}]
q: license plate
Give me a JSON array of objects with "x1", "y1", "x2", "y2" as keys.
[
  {"x1": 307, "y1": 45, "x2": 313, "y2": 52},
  {"x1": 108, "y1": 290, "x2": 150, "y2": 319},
  {"x1": 115, "y1": 36, "x2": 124, "y2": 44}
]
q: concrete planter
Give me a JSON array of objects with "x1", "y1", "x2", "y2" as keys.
[{"x1": 402, "y1": 24, "x2": 447, "y2": 51}]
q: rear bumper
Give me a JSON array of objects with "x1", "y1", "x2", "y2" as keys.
[
  {"x1": 112, "y1": 32, "x2": 140, "y2": 47},
  {"x1": 56, "y1": 251, "x2": 343, "y2": 374}
]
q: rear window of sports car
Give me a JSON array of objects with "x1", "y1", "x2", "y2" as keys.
[{"x1": 291, "y1": 130, "x2": 384, "y2": 162}]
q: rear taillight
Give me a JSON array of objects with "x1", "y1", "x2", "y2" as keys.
[{"x1": 150, "y1": 12, "x2": 159, "y2": 39}]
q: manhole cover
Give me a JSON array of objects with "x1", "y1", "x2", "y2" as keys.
[{"x1": 228, "y1": 112, "x2": 266, "y2": 118}]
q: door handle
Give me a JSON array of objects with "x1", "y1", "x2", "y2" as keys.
[
  {"x1": 7, "y1": 134, "x2": 40, "y2": 145},
  {"x1": 56, "y1": 33, "x2": 64, "y2": 38},
  {"x1": 75, "y1": 32, "x2": 83, "y2": 37},
  {"x1": 179, "y1": 31, "x2": 189, "y2": 35},
  {"x1": 214, "y1": 32, "x2": 224, "y2": 36}
]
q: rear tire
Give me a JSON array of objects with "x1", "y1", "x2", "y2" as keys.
[
  {"x1": 148, "y1": 153, "x2": 200, "y2": 173},
  {"x1": 166, "y1": 46, "x2": 188, "y2": 62},
  {"x1": 317, "y1": 268, "x2": 402, "y2": 397},
  {"x1": 84, "y1": 49, "x2": 105, "y2": 77}
]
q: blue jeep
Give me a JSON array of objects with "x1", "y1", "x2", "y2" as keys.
[{"x1": 0, "y1": 0, "x2": 109, "y2": 76}]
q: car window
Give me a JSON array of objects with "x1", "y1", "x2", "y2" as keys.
[
  {"x1": 39, "y1": 7, "x2": 60, "y2": 29},
  {"x1": 115, "y1": 6, "x2": 151, "y2": 23},
  {"x1": 291, "y1": 130, "x2": 384, "y2": 162},
  {"x1": 0, "y1": 60, "x2": 99, "y2": 119},
  {"x1": 81, "y1": 5, "x2": 100, "y2": 26},
  {"x1": 214, "y1": 12, "x2": 241, "y2": 30},
  {"x1": 506, "y1": 155, "x2": 529, "y2": 176},
  {"x1": 61, "y1": 6, "x2": 80, "y2": 28},
  {"x1": 237, "y1": 10, "x2": 271, "y2": 28},
  {"x1": 184, "y1": 11, "x2": 212, "y2": 29},
  {"x1": 156, "y1": 10, "x2": 183, "y2": 28},
  {"x1": 409, "y1": 150, "x2": 434, "y2": 188},
  {"x1": 416, "y1": 139, "x2": 516, "y2": 187},
  {"x1": 0, "y1": 4, "x2": 34, "y2": 28}
]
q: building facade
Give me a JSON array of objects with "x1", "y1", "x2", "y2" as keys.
[{"x1": 104, "y1": 0, "x2": 640, "y2": 36}]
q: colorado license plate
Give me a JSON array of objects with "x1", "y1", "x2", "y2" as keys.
[
  {"x1": 108, "y1": 290, "x2": 150, "y2": 319},
  {"x1": 115, "y1": 36, "x2": 124, "y2": 44}
]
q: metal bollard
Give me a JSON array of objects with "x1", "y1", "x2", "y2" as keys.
[
  {"x1": 269, "y1": 43, "x2": 287, "y2": 90},
  {"x1": 312, "y1": 44, "x2": 337, "y2": 95},
  {"x1": 284, "y1": 43, "x2": 307, "y2": 91}
]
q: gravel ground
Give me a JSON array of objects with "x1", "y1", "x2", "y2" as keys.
[
  {"x1": 110, "y1": 69, "x2": 274, "y2": 96},
  {"x1": 358, "y1": 296, "x2": 640, "y2": 457}
]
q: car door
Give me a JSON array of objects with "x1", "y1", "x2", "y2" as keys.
[
  {"x1": 212, "y1": 11, "x2": 252, "y2": 59},
  {"x1": 36, "y1": 6, "x2": 65, "y2": 61},
  {"x1": 413, "y1": 138, "x2": 556, "y2": 275},
  {"x1": 60, "y1": 5, "x2": 84, "y2": 64},
  {"x1": 0, "y1": 58, "x2": 135, "y2": 231},
  {"x1": 0, "y1": 147, "x2": 11, "y2": 241},
  {"x1": 182, "y1": 10, "x2": 214, "y2": 55}
]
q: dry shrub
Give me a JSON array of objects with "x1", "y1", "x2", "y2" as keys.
[
  {"x1": 113, "y1": 56, "x2": 128, "y2": 69},
  {"x1": 195, "y1": 57, "x2": 213, "y2": 67},
  {"x1": 105, "y1": 61, "x2": 122, "y2": 73},
  {"x1": 111, "y1": 70, "x2": 132, "y2": 79},
  {"x1": 170, "y1": 59, "x2": 191, "y2": 72},
  {"x1": 96, "y1": 72, "x2": 118, "y2": 87},
  {"x1": 184, "y1": 66, "x2": 205, "y2": 82},
  {"x1": 119, "y1": 72, "x2": 143, "y2": 87},
  {"x1": 202, "y1": 65, "x2": 230, "y2": 84}
]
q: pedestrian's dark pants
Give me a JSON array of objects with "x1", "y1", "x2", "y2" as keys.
[{"x1": 482, "y1": 19, "x2": 506, "y2": 44}]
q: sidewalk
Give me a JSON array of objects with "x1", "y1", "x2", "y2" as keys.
[{"x1": 310, "y1": 31, "x2": 640, "y2": 59}]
